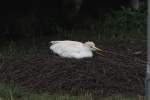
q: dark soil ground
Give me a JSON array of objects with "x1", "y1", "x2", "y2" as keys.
[{"x1": 0, "y1": 40, "x2": 146, "y2": 96}]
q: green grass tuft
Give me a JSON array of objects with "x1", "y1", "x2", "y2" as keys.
[{"x1": 0, "y1": 82, "x2": 145, "y2": 100}]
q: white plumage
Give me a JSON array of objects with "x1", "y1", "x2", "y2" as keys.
[{"x1": 49, "y1": 40, "x2": 102, "y2": 59}]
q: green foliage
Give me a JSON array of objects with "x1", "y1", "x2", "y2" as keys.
[
  {"x1": 23, "y1": 94, "x2": 93, "y2": 100},
  {"x1": 0, "y1": 82, "x2": 93, "y2": 100},
  {"x1": 94, "y1": 8, "x2": 146, "y2": 40},
  {"x1": 0, "y1": 82, "x2": 27, "y2": 100},
  {"x1": 48, "y1": 8, "x2": 146, "y2": 41},
  {"x1": 1, "y1": 7, "x2": 146, "y2": 41},
  {"x1": 0, "y1": 82, "x2": 144, "y2": 100}
]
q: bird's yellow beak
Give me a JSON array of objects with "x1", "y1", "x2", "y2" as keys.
[{"x1": 93, "y1": 46, "x2": 102, "y2": 51}]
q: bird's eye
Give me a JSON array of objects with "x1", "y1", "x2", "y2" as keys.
[{"x1": 90, "y1": 45, "x2": 93, "y2": 48}]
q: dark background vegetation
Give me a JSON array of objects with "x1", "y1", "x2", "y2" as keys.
[{"x1": 0, "y1": 0, "x2": 147, "y2": 40}]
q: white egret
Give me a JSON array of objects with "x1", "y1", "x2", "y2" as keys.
[{"x1": 49, "y1": 40, "x2": 102, "y2": 59}]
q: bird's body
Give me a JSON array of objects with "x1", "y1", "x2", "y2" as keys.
[{"x1": 49, "y1": 40, "x2": 101, "y2": 59}]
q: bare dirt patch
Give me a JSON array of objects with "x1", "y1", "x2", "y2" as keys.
[{"x1": 0, "y1": 40, "x2": 146, "y2": 96}]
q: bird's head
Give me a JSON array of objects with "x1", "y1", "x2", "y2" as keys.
[{"x1": 85, "y1": 41, "x2": 102, "y2": 51}]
